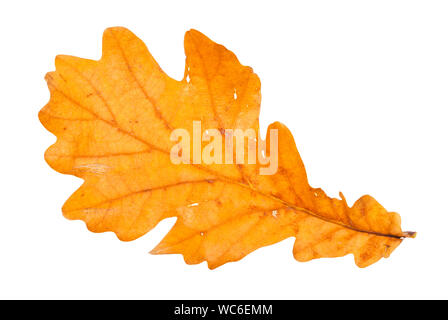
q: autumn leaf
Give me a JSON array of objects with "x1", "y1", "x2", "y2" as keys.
[{"x1": 39, "y1": 27, "x2": 415, "y2": 269}]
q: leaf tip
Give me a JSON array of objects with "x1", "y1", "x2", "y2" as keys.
[
  {"x1": 185, "y1": 28, "x2": 205, "y2": 39},
  {"x1": 149, "y1": 245, "x2": 167, "y2": 255}
]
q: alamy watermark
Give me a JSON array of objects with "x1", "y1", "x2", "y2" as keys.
[{"x1": 169, "y1": 121, "x2": 278, "y2": 175}]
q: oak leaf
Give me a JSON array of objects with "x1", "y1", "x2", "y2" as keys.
[{"x1": 39, "y1": 27, "x2": 415, "y2": 269}]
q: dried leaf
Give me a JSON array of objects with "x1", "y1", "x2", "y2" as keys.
[{"x1": 39, "y1": 27, "x2": 415, "y2": 268}]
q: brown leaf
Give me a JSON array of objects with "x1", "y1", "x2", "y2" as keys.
[{"x1": 39, "y1": 27, "x2": 415, "y2": 269}]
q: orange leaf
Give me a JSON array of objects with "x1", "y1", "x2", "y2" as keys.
[{"x1": 39, "y1": 27, "x2": 415, "y2": 269}]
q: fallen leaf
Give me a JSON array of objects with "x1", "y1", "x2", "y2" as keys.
[{"x1": 39, "y1": 27, "x2": 415, "y2": 269}]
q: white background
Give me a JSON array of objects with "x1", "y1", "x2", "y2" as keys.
[{"x1": 1, "y1": 0, "x2": 447, "y2": 299}]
